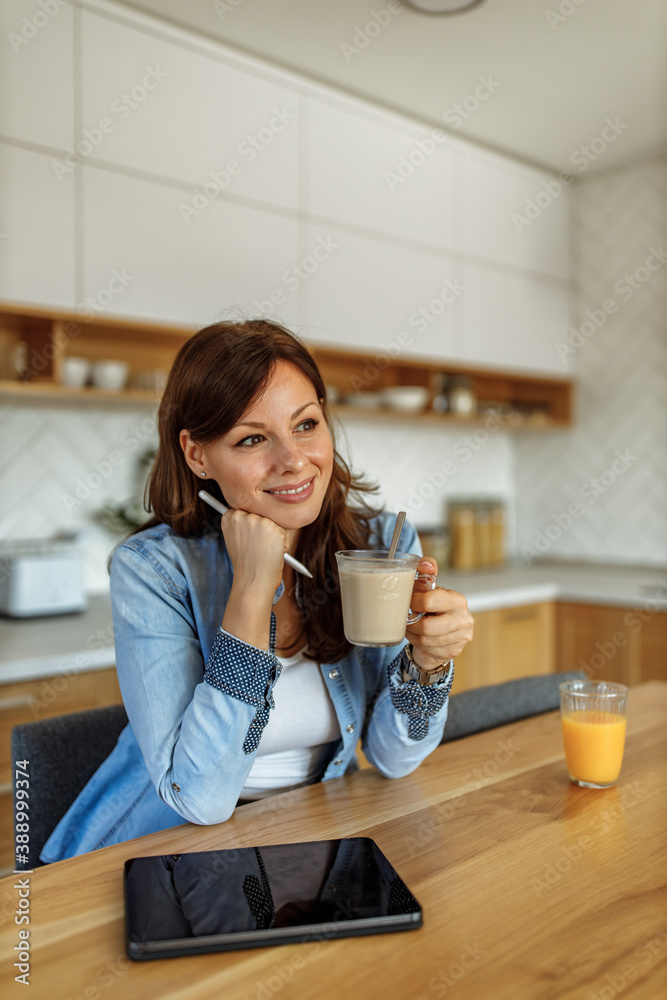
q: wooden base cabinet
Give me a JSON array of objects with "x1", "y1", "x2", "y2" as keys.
[
  {"x1": 0, "y1": 666, "x2": 122, "y2": 875},
  {"x1": 452, "y1": 603, "x2": 555, "y2": 693},
  {"x1": 556, "y1": 602, "x2": 667, "y2": 686},
  {"x1": 452, "y1": 600, "x2": 666, "y2": 696}
]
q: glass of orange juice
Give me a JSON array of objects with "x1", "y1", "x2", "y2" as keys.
[{"x1": 559, "y1": 681, "x2": 628, "y2": 789}]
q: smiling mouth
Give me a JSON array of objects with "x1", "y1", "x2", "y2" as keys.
[{"x1": 265, "y1": 477, "x2": 314, "y2": 496}]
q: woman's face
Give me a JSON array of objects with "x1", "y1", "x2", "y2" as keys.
[{"x1": 182, "y1": 361, "x2": 334, "y2": 531}]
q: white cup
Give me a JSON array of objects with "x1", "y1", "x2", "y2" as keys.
[
  {"x1": 60, "y1": 356, "x2": 91, "y2": 388},
  {"x1": 91, "y1": 360, "x2": 129, "y2": 391}
]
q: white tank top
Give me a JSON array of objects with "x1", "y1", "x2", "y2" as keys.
[{"x1": 240, "y1": 650, "x2": 341, "y2": 801}]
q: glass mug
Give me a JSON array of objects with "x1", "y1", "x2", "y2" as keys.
[{"x1": 335, "y1": 550, "x2": 436, "y2": 647}]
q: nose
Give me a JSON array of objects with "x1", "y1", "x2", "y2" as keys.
[{"x1": 270, "y1": 436, "x2": 308, "y2": 473}]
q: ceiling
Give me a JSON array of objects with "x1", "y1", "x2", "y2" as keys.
[{"x1": 116, "y1": 0, "x2": 667, "y2": 174}]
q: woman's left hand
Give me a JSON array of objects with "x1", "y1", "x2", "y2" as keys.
[{"x1": 405, "y1": 557, "x2": 474, "y2": 672}]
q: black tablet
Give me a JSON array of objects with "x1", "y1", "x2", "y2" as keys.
[{"x1": 124, "y1": 837, "x2": 422, "y2": 960}]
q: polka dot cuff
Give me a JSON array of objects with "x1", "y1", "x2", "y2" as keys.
[
  {"x1": 387, "y1": 651, "x2": 454, "y2": 741},
  {"x1": 204, "y1": 628, "x2": 281, "y2": 755}
]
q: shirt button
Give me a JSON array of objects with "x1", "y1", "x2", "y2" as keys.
[
  {"x1": 172, "y1": 782, "x2": 181, "y2": 792},
  {"x1": 329, "y1": 669, "x2": 339, "y2": 679},
  {"x1": 346, "y1": 724, "x2": 354, "y2": 734}
]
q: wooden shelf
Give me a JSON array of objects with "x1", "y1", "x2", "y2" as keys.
[
  {"x1": 0, "y1": 303, "x2": 573, "y2": 426},
  {"x1": 0, "y1": 379, "x2": 160, "y2": 404},
  {"x1": 0, "y1": 301, "x2": 191, "y2": 403},
  {"x1": 331, "y1": 404, "x2": 567, "y2": 430},
  {"x1": 310, "y1": 344, "x2": 572, "y2": 428}
]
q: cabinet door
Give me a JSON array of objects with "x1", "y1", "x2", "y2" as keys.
[
  {"x1": 451, "y1": 603, "x2": 554, "y2": 691},
  {"x1": 491, "y1": 603, "x2": 555, "y2": 683},
  {"x1": 80, "y1": 10, "x2": 300, "y2": 211},
  {"x1": 555, "y1": 603, "x2": 642, "y2": 686},
  {"x1": 307, "y1": 94, "x2": 462, "y2": 253},
  {"x1": 461, "y1": 262, "x2": 571, "y2": 376},
  {"x1": 463, "y1": 146, "x2": 569, "y2": 280},
  {"x1": 640, "y1": 613, "x2": 667, "y2": 682},
  {"x1": 0, "y1": 0, "x2": 74, "y2": 149},
  {"x1": 303, "y1": 222, "x2": 465, "y2": 361},
  {"x1": 82, "y1": 166, "x2": 301, "y2": 328},
  {"x1": 0, "y1": 145, "x2": 76, "y2": 308}
]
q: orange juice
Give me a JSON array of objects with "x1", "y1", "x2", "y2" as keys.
[{"x1": 561, "y1": 711, "x2": 626, "y2": 786}]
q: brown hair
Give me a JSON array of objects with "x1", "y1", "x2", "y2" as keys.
[{"x1": 138, "y1": 319, "x2": 381, "y2": 664}]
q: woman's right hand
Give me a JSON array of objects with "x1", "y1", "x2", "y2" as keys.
[{"x1": 220, "y1": 508, "x2": 288, "y2": 605}]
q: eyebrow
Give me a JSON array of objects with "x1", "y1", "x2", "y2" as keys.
[{"x1": 234, "y1": 400, "x2": 319, "y2": 430}]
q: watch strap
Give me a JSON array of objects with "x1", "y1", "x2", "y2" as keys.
[{"x1": 402, "y1": 644, "x2": 453, "y2": 686}]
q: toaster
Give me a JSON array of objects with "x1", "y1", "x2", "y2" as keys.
[{"x1": 0, "y1": 543, "x2": 87, "y2": 617}]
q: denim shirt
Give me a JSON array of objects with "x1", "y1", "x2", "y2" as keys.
[{"x1": 41, "y1": 511, "x2": 453, "y2": 863}]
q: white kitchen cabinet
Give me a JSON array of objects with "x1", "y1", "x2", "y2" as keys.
[
  {"x1": 461, "y1": 261, "x2": 572, "y2": 375},
  {"x1": 81, "y1": 166, "x2": 301, "y2": 328},
  {"x1": 302, "y1": 223, "x2": 466, "y2": 362},
  {"x1": 80, "y1": 9, "x2": 300, "y2": 211},
  {"x1": 0, "y1": 0, "x2": 74, "y2": 151},
  {"x1": 463, "y1": 146, "x2": 570, "y2": 281},
  {"x1": 0, "y1": 144, "x2": 76, "y2": 308},
  {"x1": 306, "y1": 94, "x2": 463, "y2": 253}
]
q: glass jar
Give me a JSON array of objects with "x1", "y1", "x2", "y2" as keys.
[
  {"x1": 489, "y1": 502, "x2": 506, "y2": 566},
  {"x1": 432, "y1": 373, "x2": 449, "y2": 413},
  {"x1": 474, "y1": 504, "x2": 492, "y2": 567},
  {"x1": 449, "y1": 502, "x2": 476, "y2": 570},
  {"x1": 448, "y1": 375, "x2": 477, "y2": 416}
]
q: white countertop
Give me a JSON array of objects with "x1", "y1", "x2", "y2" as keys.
[
  {"x1": 1, "y1": 563, "x2": 665, "y2": 684},
  {"x1": 442, "y1": 561, "x2": 667, "y2": 613},
  {"x1": 0, "y1": 594, "x2": 115, "y2": 684}
]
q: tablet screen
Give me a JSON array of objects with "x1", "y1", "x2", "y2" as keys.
[{"x1": 124, "y1": 837, "x2": 422, "y2": 959}]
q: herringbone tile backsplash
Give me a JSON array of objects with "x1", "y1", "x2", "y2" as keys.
[
  {"x1": 515, "y1": 158, "x2": 667, "y2": 566},
  {"x1": 0, "y1": 403, "x2": 159, "y2": 592}
]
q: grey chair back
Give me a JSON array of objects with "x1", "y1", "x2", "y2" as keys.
[
  {"x1": 441, "y1": 670, "x2": 585, "y2": 743},
  {"x1": 11, "y1": 704, "x2": 128, "y2": 868}
]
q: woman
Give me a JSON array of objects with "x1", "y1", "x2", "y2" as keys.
[{"x1": 41, "y1": 320, "x2": 473, "y2": 862}]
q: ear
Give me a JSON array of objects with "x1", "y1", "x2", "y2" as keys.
[{"x1": 179, "y1": 429, "x2": 207, "y2": 478}]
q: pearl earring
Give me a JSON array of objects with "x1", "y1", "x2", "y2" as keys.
[{"x1": 200, "y1": 472, "x2": 206, "y2": 478}]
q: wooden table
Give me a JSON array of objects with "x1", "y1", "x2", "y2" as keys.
[{"x1": 2, "y1": 682, "x2": 666, "y2": 1000}]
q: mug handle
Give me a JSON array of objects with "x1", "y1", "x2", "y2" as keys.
[{"x1": 406, "y1": 571, "x2": 437, "y2": 625}]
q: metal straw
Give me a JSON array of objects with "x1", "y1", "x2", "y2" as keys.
[{"x1": 387, "y1": 510, "x2": 406, "y2": 559}]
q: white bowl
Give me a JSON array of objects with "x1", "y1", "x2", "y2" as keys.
[
  {"x1": 60, "y1": 356, "x2": 91, "y2": 388},
  {"x1": 91, "y1": 360, "x2": 129, "y2": 391},
  {"x1": 381, "y1": 386, "x2": 429, "y2": 412},
  {"x1": 343, "y1": 391, "x2": 384, "y2": 408},
  {"x1": 324, "y1": 383, "x2": 340, "y2": 404}
]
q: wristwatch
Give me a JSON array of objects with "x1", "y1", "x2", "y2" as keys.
[{"x1": 402, "y1": 644, "x2": 452, "y2": 686}]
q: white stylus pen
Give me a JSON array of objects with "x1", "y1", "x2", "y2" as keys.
[{"x1": 198, "y1": 490, "x2": 313, "y2": 579}]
